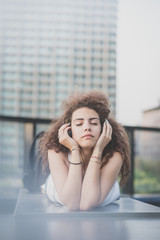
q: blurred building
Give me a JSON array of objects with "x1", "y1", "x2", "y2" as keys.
[
  {"x1": 0, "y1": 0, "x2": 117, "y2": 118},
  {"x1": 0, "y1": 0, "x2": 118, "y2": 197},
  {"x1": 142, "y1": 106, "x2": 160, "y2": 128}
]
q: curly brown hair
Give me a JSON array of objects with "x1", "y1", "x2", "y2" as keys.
[{"x1": 39, "y1": 91, "x2": 130, "y2": 186}]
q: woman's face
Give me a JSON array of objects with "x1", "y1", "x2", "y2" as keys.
[{"x1": 71, "y1": 107, "x2": 102, "y2": 149}]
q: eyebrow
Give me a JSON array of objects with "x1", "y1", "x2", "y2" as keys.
[{"x1": 73, "y1": 117, "x2": 100, "y2": 122}]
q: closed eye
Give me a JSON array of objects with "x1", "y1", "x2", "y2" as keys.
[
  {"x1": 91, "y1": 122, "x2": 98, "y2": 125},
  {"x1": 76, "y1": 123, "x2": 82, "y2": 126}
]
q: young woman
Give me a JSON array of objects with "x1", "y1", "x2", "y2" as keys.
[{"x1": 39, "y1": 91, "x2": 130, "y2": 211}]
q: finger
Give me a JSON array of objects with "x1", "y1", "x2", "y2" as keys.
[
  {"x1": 60, "y1": 123, "x2": 70, "y2": 130},
  {"x1": 59, "y1": 123, "x2": 70, "y2": 134},
  {"x1": 63, "y1": 126, "x2": 72, "y2": 134},
  {"x1": 107, "y1": 121, "x2": 112, "y2": 135},
  {"x1": 59, "y1": 126, "x2": 72, "y2": 139},
  {"x1": 105, "y1": 120, "x2": 112, "y2": 137},
  {"x1": 107, "y1": 123, "x2": 112, "y2": 136},
  {"x1": 101, "y1": 121, "x2": 108, "y2": 136},
  {"x1": 103, "y1": 121, "x2": 107, "y2": 133}
]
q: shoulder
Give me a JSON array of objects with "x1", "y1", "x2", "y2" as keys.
[
  {"x1": 109, "y1": 151, "x2": 123, "y2": 164},
  {"x1": 110, "y1": 151, "x2": 123, "y2": 161},
  {"x1": 48, "y1": 149, "x2": 69, "y2": 165},
  {"x1": 112, "y1": 152, "x2": 123, "y2": 165},
  {"x1": 102, "y1": 151, "x2": 123, "y2": 169},
  {"x1": 48, "y1": 149, "x2": 68, "y2": 161}
]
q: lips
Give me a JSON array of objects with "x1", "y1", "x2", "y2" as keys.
[{"x1": 82, "y1": 134, "x2": 93, "y2": 138}]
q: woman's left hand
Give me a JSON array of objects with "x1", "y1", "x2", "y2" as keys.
[{"x1": 94, "y1": 120, "x2": 112, "y2": 152}]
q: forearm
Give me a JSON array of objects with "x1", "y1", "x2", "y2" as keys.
[
  {"x1": 80, "y1": 148, "x2": 102, "y2": 210},
  {"x1": 61, "y1": 150, "x2": 83, "y2": 210}
]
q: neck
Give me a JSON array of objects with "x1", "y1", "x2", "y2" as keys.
[{"x1": 81, "y1": 147, "x2": 93, "y2": 163}]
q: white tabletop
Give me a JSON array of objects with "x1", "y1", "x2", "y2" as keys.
[{"x1": 13, "y1": 189, "x2": 160, "y2": 240}]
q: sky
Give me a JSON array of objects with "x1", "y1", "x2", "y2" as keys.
[{"x1": 116, "y1": 0, "x2": 160, "y2": 126}]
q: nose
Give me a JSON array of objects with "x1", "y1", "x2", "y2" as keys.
[{"x1": 83, "y1": 121, "x2": 91, "y2": 132}]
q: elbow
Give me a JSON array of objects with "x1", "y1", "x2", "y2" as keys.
[
  {"x1": 65, "y1": 203, "x2": 80, "y2": 211},
  {"x1": 80, "y1": 201, "x2": 97, "y2": 211},
  {"x1": 61, "y1": 199, "x2": 80, "y2": 211},
  {"x1": 60, "y1": 193, "x2": 80, "y2": 211},
  {"x1": 80, "y1": 195, "x2": 101, "y2": 211},
  {"x1": 80, "y1": 205, "x2": 91, "y2": 211}
]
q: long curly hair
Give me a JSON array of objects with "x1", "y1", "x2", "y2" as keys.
[{"x1": 39, "y1": 91, "x2": 130, "y2": 186}]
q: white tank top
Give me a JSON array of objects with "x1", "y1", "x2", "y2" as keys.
[{"x1": 44, "y1": 154, "x2": 120, "y2": 207}]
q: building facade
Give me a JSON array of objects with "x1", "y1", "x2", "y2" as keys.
[{"x1": 0, "y1": 0, "x2": 117, "y2": 118}]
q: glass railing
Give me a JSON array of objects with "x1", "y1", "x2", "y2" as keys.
[
  {"x1": 0, "y1": 115, "x2": 51, "y2": 201},
  {"x1": 124, "y1": 126, "x2": 160, "y2": 197},
  {"x1": 0, "y1": 115, "x2": 160, "y2": 201}
]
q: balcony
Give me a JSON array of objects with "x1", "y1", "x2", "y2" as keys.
[
  {"x1": 0, "y1": 115, "x2": 160, "y2": 213},
  {"x1": 0, "y1": 115, "x2": 160, "y2": 240}
]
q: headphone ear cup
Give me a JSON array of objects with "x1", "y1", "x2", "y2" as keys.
[
  {"x1": 68, "y1": 129, "x2": 72, "y2": 137},
  {"x1": 101, "y1": 124, "x2": 103, "y2": 133}
]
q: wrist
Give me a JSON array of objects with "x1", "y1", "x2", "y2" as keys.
[
  {"x1": 69, "y1": 144, "x2": 79, "y2": 152},
  {"x1": 91, "y1": 153, "x2": 102, "y2": 163},
  {"x1": 71, "y1": 146, "x2": 80, "y2": 152},
  {"x1": 93, "y1": 146, "x2": 103, "y2": 156}
]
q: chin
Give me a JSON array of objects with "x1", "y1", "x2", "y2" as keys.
[{"x1": 79, "y1": 143, "x2": 95, "y2": 149}]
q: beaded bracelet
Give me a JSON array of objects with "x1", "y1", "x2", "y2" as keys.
[
  {"x1": 90, "y1": 160, "x2": 101, "y2": 165},
  {"x1": 71, "y1": 147, "x2": 80, "y2": 152},
  {"x1": 69, "y1": 161, "x2": 82, "y2": 165},
  {"x1": 91, "y1": 155, "x2": 101, "y2": 160}
]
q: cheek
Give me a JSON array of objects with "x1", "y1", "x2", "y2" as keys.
[
  {"x1": 95, "y1": 126, "x2": 102, "y2": 138},
  {"x1": 71, "y1": 127, "x2": 79, "y2": 140}
]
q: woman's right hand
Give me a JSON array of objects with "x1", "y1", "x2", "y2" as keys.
[{"x1": 58, "y1": 123, "x2": 79, "y2": 151}]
